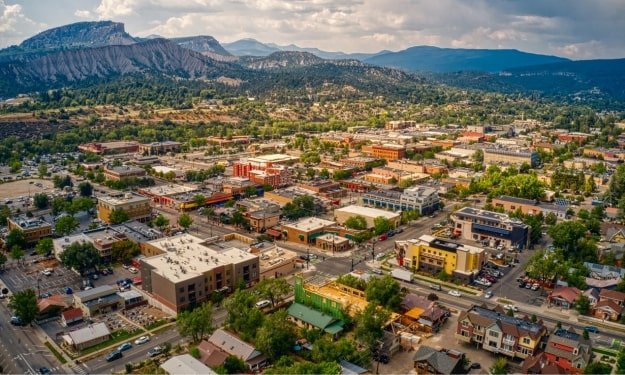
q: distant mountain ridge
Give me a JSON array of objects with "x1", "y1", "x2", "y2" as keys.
[
  {"x1": 364, "y1": 45, "x2": 571, "y2": 73},
  {"x1": 223, "y1": 38, "x2": 385, "y2": 60},
  {"x1": 169, "y1": 36, "x2": 236, "y2": 61}
]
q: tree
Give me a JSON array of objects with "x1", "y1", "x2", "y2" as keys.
[
  {"x1": 178, "y1": 213, "x2": 193, "y2": 230},
  {"x1": 311, "y1": 337, "x2": 369, "y2": 368},
  {"x1": 193, "y1": 194, "x2": 206, "y2": 209},
  {"x1": 37, "y1": 163, "x2": 48, "y2": 178},
  {"x1": 10, "y1": 245, "x2": 25, "y2": 264},
  {"x1": 583, "y1": 362, "x2": 612, "y2": 374},
  {"x1": 215, "y1": 355, "x2": 248, "y2": 374},
  {"x1": 0, "y1": 252, "x2": 7, "y2": 269},
  {"x1": 336, "y1": 274, "x2": 367, "y2": 290},
  {"x1": 545, "y1": 212, "x2": 557, "y2": 226},
  {"x1": 35, "y1": 237, "x2": 53, "y2": 256},
  {"x1": 153, "y1": 214, "x2": 169, "y2": 230},
  {"x1": 59, "y1": 242, "x2": 101, "y2": 275},
  {"x1": 525, "y1": 249, "x2": 568, "y2": 282},
  {"x1": 8, "y1": 289, "x2": 38, "y2": 325},
  {"x1": 177, "y1": 302, "x2": 214, "y2": 342},
  {"x1": 265, "y1": 361, "x2": 340, "y2": 374},
  {"x1": 55, "y1": 215, "x2": 79, "y2": 236},
  {"x1": 583, "y1": 329, "x2": 590, "y2": 340},
  {"x1": 365, "y1": 275, "x2": 404, "y2": 310},
  {"x1": 0, "y1": 204, "x2": 10, "y2": 226},
  {"x1": 344, "y1": 215, "x2": 367, "y2": 230},
  {"x1": 52, "y1": 175, "x2": 73, "y2": 189},
  {"x1": 490, "y1": 357, "x2": 508, "y2": 375},
  {"x1": 548, "y1": 221, "x2": 588, "y2": 258},
  {"x1": 354, "y1": 303, "x2": 391, "y2": 350},
  {"x1": 33, "y1": 193, "x2": 49, "y2": 209},
  {"x1": 256, "y1": 309, "x2": 296, "y2": 361},
  {"x1": 373, "y1": 216, "x2": 392, "y2": 235},
  {"x1": 110, "y1": 239, "x2": 140, "y2": 264},
  {"x1": 575, "y1": 295, "x2": 591, "y2": 315},
  {"x1": 51, "y1": 197, "x2": 68, "y2": 216},
  {"x1": 506, "y1": 308, "x2": 514, "y2": 317},
  {"x1": 224, "y1": 289, "x2": 264, "y2": 341},
  {"x1": 4, "y1": 229, "x2": 26, "y2": 249},
  {"x1": 69, "y1": 197, "x2": 95, "y2": 214},
  {"x1": 78, "y1": 182, "x2": 93, "y2": 197},
  {"x1": 109, "y1": 208, "x2": 130, "y2": 224},
  {"x1": 255, "y1": 278, "x2": 292, "y2": 308},
  {"x1": 616, "y1": 347, "x2": 625, "y2": 374}
]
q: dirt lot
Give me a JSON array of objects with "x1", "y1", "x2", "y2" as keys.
[{"x1": 0, "y1": 178, "x2": 54, "y2": 199}]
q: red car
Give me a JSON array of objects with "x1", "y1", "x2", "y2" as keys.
[{"x1": 378, "y1": 234, "x2": 388, "y2": 241}]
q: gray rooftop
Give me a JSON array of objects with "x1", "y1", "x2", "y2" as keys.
[
  {"x1": 67, "y1": 322, "x2": 110, "y2": 345},
  {"x1": 74, "y1": 285, "x2": 118, "y2": 302},
  {"x1": 208, "y1": 328, "x2": 262, "y2": 361}
]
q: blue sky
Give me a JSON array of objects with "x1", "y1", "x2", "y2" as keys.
[{"x1": 2, "y1": 0, "x2": 624, "y2": 59}]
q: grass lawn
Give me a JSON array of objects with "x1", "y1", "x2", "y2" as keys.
[
  {"x1": 145, "y1": 319, "x2": 169, "y2": 330},
  {"x1": 45, "y1": 342, "x2": 67, "y2": 364},
  {"x1": 80, "y1": 329, "x2": 139, "y2": 356}
]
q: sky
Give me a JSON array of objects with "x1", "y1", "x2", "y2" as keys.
[{"x1": 1, "y1": 0, "x2": 624, "y2": 59}]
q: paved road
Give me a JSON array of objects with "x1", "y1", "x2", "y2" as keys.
[{"x1": 0, "y1": 299, "x2": 66, "y2": 375}]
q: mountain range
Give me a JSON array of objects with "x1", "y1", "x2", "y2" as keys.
[{"x1": 0, "y1": 21, "x2": 624, "y2": 105}]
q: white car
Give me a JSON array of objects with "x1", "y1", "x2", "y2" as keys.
[
  {"x1": 503, "y1": 304, "x2": 519, "y2": 312},
  {"x1": 255, "y1": 300, "x2": 271, "y2": 309},
  {"x1": 484, "y1": 291, "x2": 493, "y2": 299},
  {"x1": 134, "y1": 336, "x2": 150, "y2": 345},
  {"x1": 448, "y1": 290, "x2": 461, "y2": 297},
  {"x1": 128, "y1": 267, "x2": 138, "y2": 274},
  {"x1": 42, "y1": 269, "x2": 52, "y2": 276}
]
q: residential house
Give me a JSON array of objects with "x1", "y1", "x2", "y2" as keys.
[
  {"x1": 400, "y1": 293, "x2": 448, "y2": 332},
  {"x1": 593, "y1": 289, "x2": 625, "y2": 320},
  {"x1": 207, "y1": 329, "x2": 267, "y2": 371},
  {"x1": 74, "y1": 285, "x2": 123, "y2": 317},
  {"x1": 160, "y1": 354, "x2": 215, "y2": 375},
  {"x1": 522, "y1": 352, "x2": 568, "y2": 374},
  {"x1": 197, "y1": 340, "x2": 229, "y2": 368},
  {"x1": 63, "y1": 322, "x2": 111, "y2": 350},
  {"x1": 287, "y1": 302, "x2": 345, "y2": 338},
  {"x1": 548, "y1": 287, "x2": 581, "y2": 309},
  {"x1": 413, "y1": 346, "x2": 465, "y2": 375},
  {"x1": 61, "y1": 308, "x2": 84, "y2": 327},
  {"x1": 543, "y1": 328, "x2": 591, "y2": 374}
]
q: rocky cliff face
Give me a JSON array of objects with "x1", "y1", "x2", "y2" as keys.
[
  {"x1": 240, "y1": 51, "x2": 327, "y2": 69},
  {"x1": 171, "y1": 36, "x2": 235, "y2": 61},
  {"x1": 20, "y1": 21, "x2": 137, "y2": 51}
]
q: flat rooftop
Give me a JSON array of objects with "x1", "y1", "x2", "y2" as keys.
[
  {"x1": 143, "y1": 234, "x2": 258, "y2": 283},
  {"x1": 336, "y1": 205, "x2": 399, "y2": 219},
  {"x1": 455, "y1": 206, "x2": 525, "y2": 225},
  {"x1": 139, "y1": 184, "x2": 199, "y2": 196},
  {"x1": 245, "y1": 154, "x2": 298, "y2": 163},
  {"x1": 417, "y1": 234, "x2": 483, "y2": 254},
  {"x1": 10, "y1": 216, "x2": 51, "y2": 229},
  {"x1": 283, "y1": 217, "x2": 335, "y2": 232},
  {"x1": 98, "y1": 193, "x2": 150, "y2": 206}
]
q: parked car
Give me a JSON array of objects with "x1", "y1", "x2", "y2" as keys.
[
  {"x1": 64, "y1": 287, "x2": 73, "y2": 295},
  {"x1": 470, "y1": 362, "x2": 481, "y2": 369},
  {"x1": 117, "y1": 342, "x2": 132, "y2": 352},
  {"x1": 90, "y1": 273, "x2": 99, "y2": 280},
  {"x1": 41, "y1": 269, "x2": 52, "y2": 276},
  {"x1": 448, "y1": 290, "x2": 461, "y2": 297},
  {"x1": 147, "y1": 346, "x2": 163, "y2": 357},
  {"x1": 584, "y1": 326, "x2": 599, "y2": 333},
  {"x1": 378, "y1": 234, "x2": 388, "y2": 241},
  {"x1": 484, "y1": 291, "x2": 493, "y2": 299},
  {"x1": 38, "y1": 367, "x2": 51, "y2": 374},
  {"x1": 503, "y1": 304, "x2": 519, "y2": 312},
  {"x1": 430, "y1": 284, "x2": 442, "y2": 291},
  {"x1": 134, "y1": 336, "x2": 150, "y2": 345},
  {"x1": 128, "y1": 267, "x2": 138, "y2": 274},
  {"x1": 106, "y1": 350, "x2": 123, "y2": 362},
  {"x1": 255, "y1": 300, "x2": 271, "y2": 309},
  {"x1": 10, "y1": 316, "x2": 22, "y2": 325}
]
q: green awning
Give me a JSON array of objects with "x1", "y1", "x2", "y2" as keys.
[{"x1": 324, "y1": 321, "x2": 345, "y2": 335}]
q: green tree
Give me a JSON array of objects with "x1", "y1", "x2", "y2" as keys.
[
  {"x1": 354, "y1": 303, "x2": 390, "y2": 350},
  {"x1": 178, "y1": 213, "x2": 193, "y2": 230},
  {"x1": 33, "y1": 193, "x2": 49, "y2": 209},
  {"x1": 110, "y1": 239, "x2": 140, "y2": 264},
  {"x1": 51, "y1": 197, "x2": 68, "y2": 216},
  {"x1": 4, "y1": 228, "x2": 26, "y2": 249},
  {"x1": 373, "y1": 216, "x2": 392, "y2": 235},
  {"x1": 215, "y1": 355, "x2": 248, "y2": 374},
  {"x1": 545, "y1": 212, "x2": 557, "y2": 226},
  {"x1": 177, "y1": 302, "x2": 214, "y2": 342},
  {"x1": 583, "y1": 362, "x2": 612, "y2": 374},
  {"x1": 224, "y1": 289, "x2": 264, "y2": 341},
  {"x1": 59, "y1": 242, "x2": 101, "y2": 275},
  {"x1": 10, "y1": 245, "x2": 25, "y2": 264},
  {"x1": 311, "y1": 337, "x2": 370, "y2": 368},
  {"x1": 336, "y1": 274, "x2": 367, "y2": 290},
  {"x1": 255, "y1": 278, "x2": 292, "y2": 308},
  {"x1": 55, "y1": 215, "x2": 79, "y2": 236},
  {"x1": 109, "y1": 208, "x2": 130, "y2": 224},
  {"x1": 575, "y1": 295, "x2": 591, "y2": 315},
  {"x1": 69, "y1": 197, "x2": 95, "y2": 214},
  {"x1": 8, "y1": 289, "x2": 38, "y2": 325},
  {"x1": 78, "y1": 181, "x2": 93, "y2": 197},
  {"x1": 256, "y1": 309, "x2": 296, "y2": 361},
  {"x1": 365, "y1": 275, "x2": 404, "y2": 310},
  {"x1": 490, "y1": 357, "x2": 508, "y2": 375},
  {"x1": 9, "y1": 160, "x2": 22, "y2": 173},
  {"x1": 0, "y1": 204, "x2": 11, "y2": 226},
  {"x1": 37, "y1": 163, "x2": 48, "y2": 178},
  {"x1": 524, "y1": 249, "x2": 568, "y2": 282},
  {"x1": 0, "y1": 252, "x2": 7, "y2": 269},
  {"x1": 153, "y1": 214, "x2": 169, "y2": 230},
  {"x1": 616, "y1": 347, "x2": 625, "y2": 374},
  {"x1": 265, "y1": 361, "x2": 341, "y2": 375},
  {"x1": 192, "y1": 194, "x2": 206, "y2": 209},
  {"x1": 52, "y1": 175, "x2": 73, "y2": 189},
  {"x1": 344, "y1": 215, "x2": 368, "y2": 230},
  {"x1": 548, "y1": 221, "x2": 588, "y2": 258},
  {"x1": 35, "y1": 237, "x2": 53, "y2": 256}
]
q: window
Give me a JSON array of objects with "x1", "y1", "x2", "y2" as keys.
[
  {"x1": 522, "y1": 337, "x2": 531, "y2": 345},
  {"x1": 489, "y1": 331, "x2": 499, "y2": 338},
  {"x1": 179, "y1": 287, "x2": 184, "y2": 293}
]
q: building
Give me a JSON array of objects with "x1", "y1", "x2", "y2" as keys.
[
  {"x1": 396, "y1": 235, "x2": 485, "y2": 282},
  {"x1": 103, "y1": 165, "x2": 147, "y2": 181},
  {"x1": 97, "y1": 193, "x2": 152, "y2": 224},
  {"x1": 593, "y1": 289, "x2": 625, "y2": 320},
  {"x1": 492, "y1": 196, "x2": 568, "y2": 220},
  {"x1": 7, "y1": 216, "x2": 52, "y2": 244},
  {"x1": 315, "y1": 233, "x2": 352, "y2": 252},
  {"x1": 547, "y1": 287, "x2": 581, "y2": 309},
  {"x1": 246, "y1": 204, "x2": 281, "y2": 233},
  {"x1": 282, "y1": 217, "x2": 336, "y2": 244},
  {"x1": 543, "y1": 328, "x2": 591, "y2": 374},
  {"x1": 386, "y1": 120, "x2": 416, "y2": 130},
  {"x1": 207, "y1": 329, "x2": 267, "y2": 371},
  {"x1": 61, "y1": 308, "x2": 84, "y2": 327},
  {"x1": 140, "y1": 234, "x2": 259, "y2": 312},
  {"x1": 197, "y1": 340, "x2": 229, "y2": 368},
  {"x1": 483, "y1": 148, "x2": 539, "y2": 167},
  {"x1": 287, "y1": 302, "x2": 346, "y2": 338},
  {"x1": 401, "y1": 293, "x2": 449, "y2": 332},
  {"x1": 78, "y1": 141, "x2": 139, "y2": 155},
  {"x1": 74, "y1": 285, "x2": 123, "y2": 317},
  {"x1": 160, "y1": 354, "x2": 214, "y2": 375},
  {"x1": 297, "y1": 180, "x2": 346, "y2": 199},
  {"x1": 451, "y1": 207, "x2": 530, "y2": 250},
  {"x1": 362, "y1": 144, "x2": 406, "y2": 161},
  {"x1": 63, "y1": 322, "x2": 111, "y2": 350},
  {"x1": 334, "y1": 205, "x2": 401, "y2": 229},
  {"x1": 456, "y1": 305, "x2": 547, "y2": 359},
  {"x1": 139, "y1": 141, "x2": 182, "y2": 156},
  {"x1": 232, "y1": 154, "x2": 296, "y2": 188},
  {"x1": 251, "y1": 242, "x2": 299, "y2": 280},
  {"x1": 361, "y1": 185, "x2": 440, "y2": 215},
  {"x1": 413, "y1": 346, "x2": 465, "y2": 375}
]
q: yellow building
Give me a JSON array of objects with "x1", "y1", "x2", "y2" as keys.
[
  {"x1": 397, "y1": 235, "x2": 485, "y2": 282},
  {"x1": 97, "y1": 193, "x2": 151, "y2": 224}
]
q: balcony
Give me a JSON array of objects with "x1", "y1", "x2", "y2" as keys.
[{"x1": 455, "y1": 332, "x2": 472, "y2": 343}]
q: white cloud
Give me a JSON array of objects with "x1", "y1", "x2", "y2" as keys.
[
  {"x1": 96, "y1": 0, "x2": 136, "y2": 19},
  {"x1": 74, "y1": 10, "x2": 92, "y2": 18},
  {"x1": 0, "y1": 0, "x2": 42, "y2": 46},
  {"x1": 0, "y1": 1, "x2": 27, "y2": 33},
  {"x1": 554, "y1": 40, "x2": 606, "y2": 59}
]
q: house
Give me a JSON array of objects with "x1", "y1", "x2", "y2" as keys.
[
  {"x1": 73, "y1": 285, "x2": 123, "y2": 317},
  {"x1": 160, "y1": 354, "x2": 215, "y2": 375},
  {"x1": 61, "y1": 308, "x2": 84, "y2": 327},
  {"x1": 287, "y1": 302, "x2": 345, "y2": 338},
  {"x1": 197, "y1": 340, "x2": 229, "y2": 368},
  {"x1": 413, "y1": 346, "x2": 465, "y2": 375},
  {"x1": 543, "y1": 327, "x2": 591, "y2": 374},
  {"x1": 401, "y1": 293, "x2": 448, "y2": 332},
  {"x1": 598, "y1": 289, "x2": 625, "y2": 307},
  {"x1": 340, "y1": 360, "x2": 369, "y2": 375},
  {"x1": 207, "y1": 329, "x2": 267, "y2": 371},
  {"x1": 63, "y1": 322, "x2": 110, "y2": 350},
  {"x1": 522, "y1": 352, "x2": 568, "y2": 374},
  {"x1": 37, "y1": 295, "x2": 70, "y2": 320},
  {"x1": 548, "y1": 287, "x2": 581, "y2": 309},
  {"x1": 593, "y1": 293, "x2": 624, "y2": 321},
  {"x1": 583, "y1": 289, "x2": 600, "y2": 306}
]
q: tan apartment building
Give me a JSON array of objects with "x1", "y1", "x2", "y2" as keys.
[
  {"x1": 103, "y1": 165, "x2": 147, "y2": 181},
  {"x1": 483, "y1": 148, "x2": 539, "y2": 167},
  {"x1": 97, "y1": 193, "x2": 152, "y2": 224},
  {"x1": 361, "y1": 144, "x2": 406, "y2": 161},
  {"x1": 140, "y1": 234, "x2": 259, "y2": 312},
  {"x1": 7, "y1": 216, "x2": 52, "y2": 244}
]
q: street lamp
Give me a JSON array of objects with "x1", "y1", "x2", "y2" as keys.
[{"x1": 37, "y1": 277, "x2": 41, "y2": 298}]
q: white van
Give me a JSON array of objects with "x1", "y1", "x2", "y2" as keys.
[{"x1": 255, "y1": 300, "x2": 271, "y2": 309}]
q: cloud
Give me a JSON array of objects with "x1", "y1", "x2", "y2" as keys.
[
  {"x1": 95, "y1": 0, "x2": 136, "y2": 19},
  {"x1": 0, "y1": 0, "x2": 42, "y2": 46},
  {"x1": 74, "y1": 9, "x2": 92, "y2": 18}
]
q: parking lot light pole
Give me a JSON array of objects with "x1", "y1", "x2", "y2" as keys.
[{"x1": 37, "y1": 277, "x2": 41, "y2": 298}]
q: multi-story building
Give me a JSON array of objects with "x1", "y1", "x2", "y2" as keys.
[
  {"x1": 282, "y1": 217, "x2": 336, "y2": 244},
  {"x1": 396, "y1": 235, "x2": 485, "y2": 282},
  {"x1": 7, "y1": 216, "x2": 52, "y2": 244},
  {"x1": 543, "y1": 328, "x2": 591, "y2": 374},
  {"x1": 334, "y1": 205, "x2": 400, "y2": 229},
  {"x1": 385, "y1": 120, "x2": 416, "y2": 130},
  {"x1": 492, "y1": 195, "x2": 568, "y2": 220},
  {"x1": 140, "y1": 234, "x2": 259, "y2": 313},
  {"x1": 103, "y1": 165, "x2": 146, "y2": 181},
  {"x1": 361, "y1": 185, "x2": 440, "y2": 214},
  {"x1": 138, "y1": 141, "x2": 182, "y2": 155},
  {"x1": 361, "y1": 144, "x2": 406, "y2": 161},
  {"x1": 451, "y1": 207, "x2": 530, "y2": 250},
  {"x1": 483, "y1": 148, "x2": 540, "y2": 167},
  {"x1": 78, "y1": 141, "x2": 139, "y2": 155},
  {"x1": 413, "y1": 346, "x2": 465, "y2": 375},
  {"x1": 232, "y1": 154, "x2": 296, "y2": 188},
  {"x1": 456, "y1": 305, "x2": 547, "y2": 359},
  {"x1": 97, "y1": 193, "x2": 152, "y2": 224}
]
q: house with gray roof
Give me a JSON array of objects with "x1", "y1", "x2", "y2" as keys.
[
  {"x1": 207, "y1": 329, "x2": 267, "y2": 371},
  {"x1": 413, "y1": 345, "x2": 464, "y2": 374},
  {"x1": 74, "y1": 285, "x2": 122, "y2": 317},
  {"x1": 160, "y1": 354, "x2": 216, "y2": 375},
  {"x1": 63, "y1": 322, "x2": 110, "y2": 350}
]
